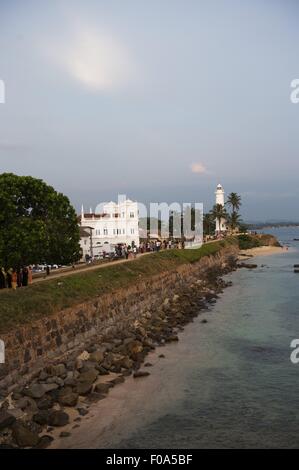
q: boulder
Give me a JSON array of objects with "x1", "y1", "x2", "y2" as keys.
[
  {"x1": 32, "y1": 410, "x2": 50, "y2": 426},
  {"x1": 48, "y1": 410, "x2": 69, "y2": 427},
  {"x1": 94, "y1": 383, "x2": 111, "y2": 394},
  {"x1": 15, "y1": 396, "x2": 38, "y2": 413},
  {"x1": 58, "y1": 389, "x2": 79, "y2": 407},
  {"x1": 59, "y1": 431, "x2": 71, "y2": 438},
  {"x1": 12, "y1": 424, "x2": 39, "y2": 447},
  {"x1": 133, "y1": 371, "x2": 150, "y2": 378},
  {"x1": 89, "y1": 351, "x2": 104, "y2": 363},
  {"x1": 127, "y1": 340, "x2": 143, "y2": 358},
  {"x1": 0, "y1": 410, "x2": 16, "y2": 430},
  {"x1": 78, "y1": 369, "x2": 98, "y2": 383},
  {"x1": 35, "y1": 435, "x2": 53, "y2": 449},
  {"x1": 36, "y1": 396, "x2": 54, "y2": 411},
  {"x1": 23, "y1": 383, "x2": 58, "y2": 399},
  {"x1": 75, "y1": 381, "x2": 93, "y2": 396}
]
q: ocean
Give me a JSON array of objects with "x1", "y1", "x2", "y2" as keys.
[{"x1": 105, "y1": 227, "x2": 299, "y2": 449}]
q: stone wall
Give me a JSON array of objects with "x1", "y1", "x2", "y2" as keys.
[{"x1": 0, "y1": 246, "x2": 237, "y2": 392}]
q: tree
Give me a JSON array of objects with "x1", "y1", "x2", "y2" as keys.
[
  {"x1": 0, "y1": 173, "x2": 81, "y2": 268},
  {"x1": 203, "y1": 213, "x2": 216, "y2": 236},
  {"x1": 226, "y1": 211, "x2": 241, "y2": 231},
  {"x1": 211, "y1": 204, "x2": 228, "y2": 233},
  {"x1": 226, "y1": 192, "x2": 242, "y2": 233},
  {"x1": 226, "y1": 192, "x2": 242, "y2": 213}
]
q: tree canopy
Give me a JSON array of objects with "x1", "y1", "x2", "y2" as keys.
[{"x1": 0, "y1": 173, "x2": 80, "y2": 268}]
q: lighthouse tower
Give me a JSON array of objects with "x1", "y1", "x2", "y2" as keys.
[{"x1": 215, "y1": 184, "x2": 227, "y2": 234}]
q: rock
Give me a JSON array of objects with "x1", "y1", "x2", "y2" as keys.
[
  {"x1": 78, "y1": 369, "x2": 98, "y2": 383},
  {"x1": 15, "y1": 396, "x2": 38, "y2": 413},
  {"x1": 144, "y1": 363, "x2": 152, "y2": 367},
  {"x1": 39, "y1": 371, "x2": 48, "y2": 381},
  {"x1": 133, "y1": 371, "x2": 150, "y2": 378},
  {"x1": 158, "y1": 354, "x2": 165, "y2": 358},
  {"x1": 48, "y1": 410, "x2": 69, "y2": 427},
  {"x1": 23, "y1": 383, "x2": 47, "y2": 399},
  {"x1": 33, "y1": 411, "x2": 50, "y2": 426},
  {"x1": 94, "y1": 383, "x2": 110, "y2": 394},
  {"x1": 86, "y1": 392, "x2": 106, "y2": 403},
  {"x1": 58, "y1": 389, "x2": 79, "y2": 407},
  {"x1": 77, "y1": 408, "x2": 88, "y2": 416},
  {"x1": 75, "y1": 359, "x2": 84, "y2": 370},
  {"x1": 12, "y1": 424, "x2": 39, "y2": 447},
  {"x1": 59, "y1": 431, "x2": 71, "y2": 438},
  {"x1": 36, "y1": 396, "x2": 54, "y2": 411},
  {"x1": 89, "y1": 351, "x2": 104, "y2": 363},
  {"x1": 54, "y1": 364, "x2": 66, "y2": 377},
  {"x1": 97, "y1": 366, "x2": 109, "y2": 375},
  {"x1": 201, "y1": 319, "x2": 208, "y2": 324},
  {"x1": 121, "y1": 356, "x2": 133, "y2": 369},
  {"x1": 75, "y1": 381, "x2": 93, "y2": 396},
  {"x1": 0, "y1": 410, "x2": 16, "y2": 430},
  {"x1": 35, "y1": 435, "x2": 54, "y2": 449},
  {"x1": 109, "y1": 376, "x2": 125, "y2": 386},
  {"x1": 165, "y1": 335, "x2": 179, "y2": 342},
  {"x1": 7, "y1": 409, "x2": 24, "y2": 420},
  {"x1": 127, "y1": 340, "x2": 143, "y2": 355},
  {"x1": 23, "y1": 382, "x2": 58, "y2": 399},
  {"x1": 77, "y1": 351, "x2": 90, "y2": 362},
  {"x1": 42, "y1": 383, "x2": 59, "y2": 393}
]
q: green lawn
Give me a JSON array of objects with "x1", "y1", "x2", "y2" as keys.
[{"x1": 0, "y1": 239, "x2": 237, "y2": 333}]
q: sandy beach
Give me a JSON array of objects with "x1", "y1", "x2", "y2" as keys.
[{"x1": 238, "y1": 245, "x2": 288, "y2": 258}]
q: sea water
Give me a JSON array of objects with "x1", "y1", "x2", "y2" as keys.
[{"x1": 106, "y1": 228, "x2": 299, "y2": 449}]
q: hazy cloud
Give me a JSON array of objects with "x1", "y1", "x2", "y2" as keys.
[
  {"x1": 190, "y1": 162, "x2": 208, "y2": 175},
  {"x1": 46, "y1": 25, "x2": 136, "y2": 92}
]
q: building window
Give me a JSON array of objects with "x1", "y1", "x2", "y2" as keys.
[
  {"x1": 130, "y1": 212, "x2": 134, "y2": 218},
  {"x1": 123, "y1": 229, "x2": 125, "y2": 234},
  {"x1": 84, "y1": 240, "x2": 87, "y2": 245},
  {"x1": 122, "y1": 212, "x2": 125, "y2": 218},
  {"x1": 103, "y1": 228, "x2": 108, "y2": 235},
  {"x1": 130, "y1": 228, "x2": 135, "y2": 234}
]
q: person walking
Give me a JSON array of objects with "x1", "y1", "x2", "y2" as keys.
[
  {"x1": 28, "y1": 266, "x2": 33, "y2": 285},
  {"x1": 22, "y1": 266, "x2": 29, "y2": 286},
  {"x1": 6, "y1": 269, "x2": 12, "y2": 288},
  {"x1": 0, "y1": 268, "x2": 5, "y2": 289},
  {"x1": 11, "y1": 270, "x2": 17, "y2": 290}
]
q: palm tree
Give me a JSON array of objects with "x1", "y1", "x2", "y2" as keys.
[
  {"x1": 226, "y1": 192, "x2": 241, "y2": 213},
  {"x1": 203, "y1": 213, "x2": 215, "y2": 236},
  {"x1": 226, "y1": 211, "x2": 241, "y2": 232},
  {"x1": 211, "y1": 204, "x2": 228, "y2": 233}
]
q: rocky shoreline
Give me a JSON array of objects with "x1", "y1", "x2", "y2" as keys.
[{"x1": 0, "y1": 254, "x2": 238, "y2": 449}]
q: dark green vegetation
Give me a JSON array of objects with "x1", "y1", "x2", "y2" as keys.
[
  {"x1": 0, "y1": 239, "x2": 237, "y2": 333},
  {"x1": 237, "y1": 233, "x2": 281, "y2": 250},
  {"x1": 0, "y1": 173, "x2": 81, "y2": 268}
]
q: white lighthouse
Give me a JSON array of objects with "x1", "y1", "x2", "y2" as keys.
[{"x1": 215, "y1": 183, "x2": 227, "y2": 234}]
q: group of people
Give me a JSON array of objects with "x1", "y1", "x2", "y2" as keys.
[
  {"x1": 0, "y1": 266, "x2": 33, "y2": 290},
  {"x1": 139, "y1": 239, "x2": 185, "y2": 253}
]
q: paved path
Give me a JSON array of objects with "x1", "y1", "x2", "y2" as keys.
[{"x1": 31, "y1": 252, "x2": 150, "y2": 284}]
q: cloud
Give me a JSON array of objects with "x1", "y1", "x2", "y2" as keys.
[
  {"x1": 46, "y1": 25, "x2": 135, "y2": 92},
  {"x1": 190, "y1": 162, "x2": 208, "y2": 174}
]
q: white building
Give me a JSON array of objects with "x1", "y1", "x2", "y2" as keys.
[
  {"x1": 215, "y1": 183, "x2": 227, "y2": 234},
  {"x1": 79, "y1": 199, "x2": 139, "y2": 258}
]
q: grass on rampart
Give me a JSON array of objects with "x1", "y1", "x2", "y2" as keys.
[{"x1": 0, "y1": 239, "x2": 238, "y2": 333}]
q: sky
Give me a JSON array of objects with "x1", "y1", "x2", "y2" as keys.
[{"x1": 0, "y1": 0, "x2": 299, "y2": 221}]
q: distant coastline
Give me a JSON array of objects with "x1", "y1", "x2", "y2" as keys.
[{"x1": 247, "y1": 222, "x2": 299, "y2": 230}]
